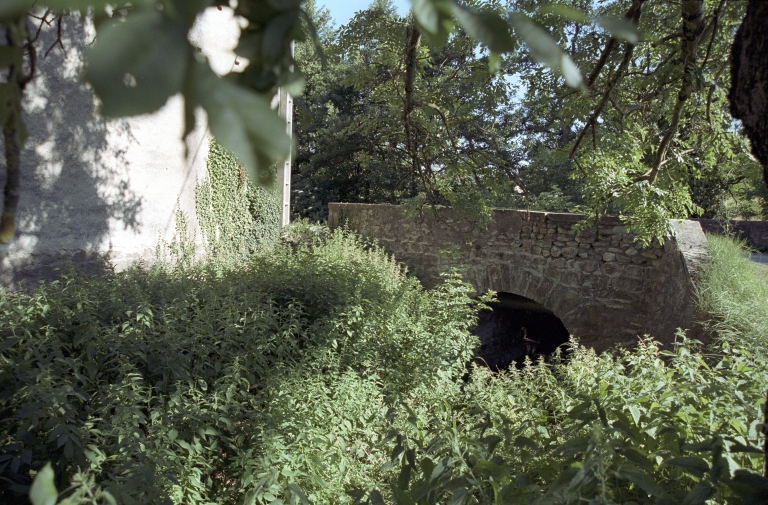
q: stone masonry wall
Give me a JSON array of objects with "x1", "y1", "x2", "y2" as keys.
[
  {"x1": 329, "y1": 203, "x2": 708, "y2": 352},
  {"x1": 692, "y1": 218, "x2": 768, "y2": 251}
]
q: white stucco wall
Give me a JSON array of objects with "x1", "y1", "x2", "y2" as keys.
[{"x1": 0, "y1": 8, "x2": 244, "y2": 287}]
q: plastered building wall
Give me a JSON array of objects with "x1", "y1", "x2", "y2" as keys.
[{"x1": 0, "y1": 8, "x2": 243, "y2": 288}]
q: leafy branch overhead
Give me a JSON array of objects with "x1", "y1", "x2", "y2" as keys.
[
  {"x1": 1, "y1": 0, "x2": 768, "y2": 250},
  {"x1": 2, "y1": 0, "x2": 635, "y2": 185}
]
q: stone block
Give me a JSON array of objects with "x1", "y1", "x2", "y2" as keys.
[
  {"x1": 622, "y1": 265, "x2": 643, "y2": 279},
  {"x1": 602, "y1": 252, "x2": 616, "y2": 262},
  {"x1": 578, "y1": 252, "x2": 589, "y2": 259},
  {"x1": 625, "y1": 247, "x2": 638, "y2": 256},
  {"x1": 551, "y1": 246, "x2": 562, "y2": 258},
  {"x1": 579, "y1": 260, "x2": 599, "y2": 273},
  {"x1": 561, "y1": 247, "x2": 578, "y2": 259},
  {"x1": 601, "y1": 262, "x2": 623, "y2": 276}
]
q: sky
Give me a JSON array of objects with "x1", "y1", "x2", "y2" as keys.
[{"x1": 319, "y1": 0, "x2": 411, "y2": 27}]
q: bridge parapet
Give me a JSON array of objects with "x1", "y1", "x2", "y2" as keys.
[{"x1": 329, "y1": 203, "x2": 708, "y2": 352}]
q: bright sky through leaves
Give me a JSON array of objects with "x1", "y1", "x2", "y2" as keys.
[{"x1": 320, "y1": 0, "x2": 411, "y2": 26}]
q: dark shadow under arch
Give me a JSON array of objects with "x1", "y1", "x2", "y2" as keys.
[{"x1": 471, "y1": 292, "x2": 570, "y2": 370}]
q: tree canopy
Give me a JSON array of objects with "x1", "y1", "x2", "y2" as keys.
[{"x1": 1, "y1": 0, "x2": 767, "y2": 248}]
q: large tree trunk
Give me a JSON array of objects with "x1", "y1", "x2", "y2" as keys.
[
  {"x1": 729, "y1": 0, "x2": 768, "y2": 186},
  {"x1": 1, "y1": 111, "x2": 21, "y2": 247}
]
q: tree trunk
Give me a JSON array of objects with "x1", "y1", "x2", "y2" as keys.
[
  {"x1": 403, "y1": 25, "x2": 421, "y2": 176},
  {"x1": 729, "y1": 0, "x2": 768, "y2": 186},
  {"x1": 0, "y1": 111, "x2": 21, "y2": 246}
]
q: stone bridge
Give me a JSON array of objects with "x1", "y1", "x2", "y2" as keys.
[{"x1": 329, "y1": 203, "x2": 709, "y2": 352}]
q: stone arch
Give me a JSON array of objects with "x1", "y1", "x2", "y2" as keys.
[{"x1": 471, "y1": 291, "x2": 570, "y2": 370}]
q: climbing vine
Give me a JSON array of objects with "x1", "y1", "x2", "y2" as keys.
[{"x1": 195, "y1": 139, "x2": 280, "y2": 263}]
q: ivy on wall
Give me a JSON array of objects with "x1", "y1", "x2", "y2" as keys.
[{"x1": 195, "y1": 139, "x2": 280, "y2": 263}]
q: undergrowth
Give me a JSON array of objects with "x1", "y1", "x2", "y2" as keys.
[{"x1": 1, "y1": 232, "x2": 767, "y2": 504}]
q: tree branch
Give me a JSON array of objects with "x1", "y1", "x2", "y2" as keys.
[{"x1": 640, "y1": 0, "x2": 705, "y2": 183}]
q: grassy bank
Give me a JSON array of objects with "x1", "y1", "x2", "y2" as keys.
[
  {"x1": 697, "y1": 234, "x2": 768, "y2": 354},
  {"x1": 2, "y1": 231, "x2": 767, "y2": 504}
]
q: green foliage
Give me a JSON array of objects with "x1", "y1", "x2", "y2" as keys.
[
  {"x1": 369, "y1": 337, "x2": 768, "y2": 504},
  {"x1": 511, "y1": 0, "x2": 764, "y2": 241},
  {"x1": 696, "y1": 234, "x2": 768, "y2": 354},
  {"x1": 0, "y1": 231, "x2": 482, "y2": 504},
  {"x1": 2, "y1": 232, "x2": 768, "y2": 504},
  {"x1": 195, "y1": 139, "x2": 280, "y2": 264}
]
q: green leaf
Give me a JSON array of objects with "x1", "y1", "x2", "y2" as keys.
[
  {"x1": 86, "y1": 9, "x2": 191, "y2": 117},
  {"x1": 391, "y1": 481, "x2": 417, "y2": 505},
  {"x1": 277, "y1": 70, "x2": 305, "y2": 97},
  {"x1": 0, "y1": 46, "x2": 23, "y2": 69},
  {"x1": 262, "y1": 11, "x2": 300, "y2": 61},
  {"x1": 663, "y1": 456, "x2": 710, "y2": 476},
  {"x1": 193, "y1": 64, "x2": 291, "y2": 186},
  {"x1": 567, "y1": 461, "x2": 597, "y2": 492},
  {"x1": 288, "y1": 483, "x2": 309, "y2": 505},
  {"x1": 419, "y1": 456, "x2": 435, "y2": 480},
  {"x1": 447, "y1": 487, "x2": 468, "y2": 505},
  {"x1": 475, "y1": 458, "x2": 508, "y2": 479},
  {"x1": 29, "y1": 463, "x2": 57, "y2": 505},
  {"x1": 513, "y1": 436, "x2": 539, "y2": 451},
  {"x1": 397, "y1": 462, "x2": 412, "y2": 491},
  {"x1": 616, "y1": 464, "x2": 664, "y2": 497},
  {"x1": 453, "y1": 4, "x2": 516, "y2": 54},
  {"x1": 540, "y1": 4, "x2": 587, "y2": 23},
  {"x1": 508, "y1": 12, "x2": 583, "y2": 88},
  {"x1": 568, "y1": 400, "x2": 593, "y2": 419},
  {"x1": 682, "y1": 480, "x2": 714, "y2": 505},
  {"x1": 413, "y1": 0, "x2": 440, "y2": 34},
  {"x1": 368, "y1": 490, "x2": 386, "y2": 505},
  {"x1": 595, "y1": 16, "x2": 639, "y2": 44}
]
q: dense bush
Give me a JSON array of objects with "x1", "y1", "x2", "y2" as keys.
[
  {"x1": 2, "y1": 232, "x2": 768, "y2": 504},
  {"x1": 1, "y1": 231, "x2": 481, "y2": 504}
]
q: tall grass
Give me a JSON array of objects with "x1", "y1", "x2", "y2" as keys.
[{"x1": 696, "y1": 234, "x2": 768, "y2": 355}]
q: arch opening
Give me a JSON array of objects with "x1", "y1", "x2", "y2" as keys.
[{"x1": 471, "y1": 292, "x2": 570, "y2": 370}]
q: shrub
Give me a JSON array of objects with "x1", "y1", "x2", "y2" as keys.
[
  {"x1": 0, "y1": 231, "x2": 481, "y2": 504},
  {"x1": 4, "y1": 232, "x2": 768, "y2": 505}
]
